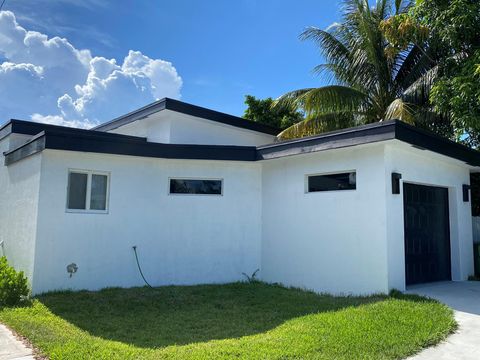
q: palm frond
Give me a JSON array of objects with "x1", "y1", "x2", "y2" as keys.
[
  {"x1": 376, "y1": 0, "x2": 389, "y2": 19},
  {"x1": 402, "y1": 65, "x2": 438, "y2": 104},
  {"x1": 301, "y1": 85, "x2": 369, "y2": 115},
  {"x1": 384, "y1": 98, "x2": 415, "y2": 124},
  {"x1": 276, "y1": 113, "x2": 356, "y2": 141},
  {"x1": 395, "y1": 45, "x2": 435, "y2": 91},
  {"x1": 274, "y1": 0, "x2": 444, "y2": 140},
  {"x1": 274, "y1": 88, "x2": 317, "y2": 110},
  {"x1": 300, "y1": 27, "x2": 351, "y2": 70},
  {"x1": 394, "y1": 0, "x2": 412, "y2": 15},
  {"x1": 413, "y1": 108, "x2": 454, "y2": 139},
  {"x1": 275, "y1": 85, "x2": 369, "y2": 116}
]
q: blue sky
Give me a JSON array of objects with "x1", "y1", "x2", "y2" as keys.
[{"x1": 0, "y1": 0, "x2": 341, "y2": 127}]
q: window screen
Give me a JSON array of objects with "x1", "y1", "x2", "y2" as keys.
[
  {"x1": 67, "y1": 172, "x2": 88, "y2": 209},
  {"x1": 308, "y1": 172, "x2": 356, "y2": 192},
  {"x1": 169, "y1": 179, "x2": 222, "y2": 195},
  {"x1": 90, "y1": 174, "x2": 108, "y2": 210}
]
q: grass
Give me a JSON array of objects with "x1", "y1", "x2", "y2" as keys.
[{"x1": 0, "y1": 282, "x2": 456, "y2": 359}]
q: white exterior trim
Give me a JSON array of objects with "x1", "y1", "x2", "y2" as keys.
[{"x1": 65, "y1": 169, "x2": 110, "y2": 214}]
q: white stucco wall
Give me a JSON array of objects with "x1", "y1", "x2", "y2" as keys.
[
  {"x1": 109, "y1": 110, "x2": 275, "y2": 146},
  {"x1": 260, "y1": 143, "x2": 390, "y2": 295},
  {"x1": 31, "y1": 150, "x2": 262, "y2": 294},
  {"x1": 109, "y1": 117, "x2": 171, "y2": 143},
  {"x1": 168, "y1": 112, "x2": 275, "y2": 146},
  {"x1": 1, "y1": 133, "x2": 475, "y2": 296},
  {"x1": 384, "y1": 141, "x2": 474, "y2": 291},
  {"x1": 0, "y1": 135, "x2": 41, "y2": 288}
]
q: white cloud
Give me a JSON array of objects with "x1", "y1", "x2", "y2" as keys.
[
  {"x1": 30, "y1": 113, "x2": 97, "y2": 129},
  {"x1": 0, "y1": 11, "x2": 183, "y2": 129}
]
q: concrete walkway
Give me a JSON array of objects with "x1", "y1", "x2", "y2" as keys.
[
  {"x1": 406, "y1": 281, "x2": 480, "y2": 360},
  {"x1": 0, "y1": 324, "x2": 35, "y2": 360}
]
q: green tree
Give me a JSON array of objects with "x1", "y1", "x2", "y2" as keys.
[
  {"x1": 276, "y1": 0, "x2": 448, "y2": 140},
  {"x1": 244, "y1": 95, "x2": 303, "y2": 130},
  {"x1": 412, "y1": 0, "x2": 480, "y2": 147}
]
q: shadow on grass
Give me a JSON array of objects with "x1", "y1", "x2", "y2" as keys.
[{"x1": 36, "y1": 283, "x2": 435, "y2": 349}]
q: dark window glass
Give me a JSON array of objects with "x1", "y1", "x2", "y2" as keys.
[
  {"x1": 67, "y1": 172, "x2": 88, "y2": 209},
  {"x1": 170, "y1": 179, "x2": 222, "y2": 195},
  {"x1": 90, "y1": 174, "x2": 108, "y2": 210},
  {"x1": 308, "y1": 172, "x2": 356, "y2": 192}
]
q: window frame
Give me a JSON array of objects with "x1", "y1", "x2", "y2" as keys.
[
  {"x1": 66, "y1": 169, "x2": 110, "y2": 214},
  {"x1": 305, "y1": 170, "x2": 357, "y2": 193},
  {"x1": 168, "y1": 177, "x2": 224, "y2": 196}
]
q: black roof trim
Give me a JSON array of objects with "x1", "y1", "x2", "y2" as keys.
[
  {"x1": 257, "y1": 121, "x2": 397, "y2": 159},
  {"x1": 3, "y1": 126, "x2": 257, "y2": 165},
  {"x1": 1, "y1": 119, "x2": 147, "y2": 142},
  {"x1": 92, "y1": 98, "x2": 280, "y2": 135},
  {"x1": 0, "y1": 122, "x2": 12, "y2": 142},
  {"x1": 3, "y1": 119, "x2": 480, "y2": 167},
  {"x1": 394, "y1": 120, "x2": 480, "y2": 166},
  {"x1": 257, "y1": 120, "x2": 480, "y2": 166}
]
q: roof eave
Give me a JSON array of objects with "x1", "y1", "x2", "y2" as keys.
[{"x1": 4, "y1": 119, "x2": 480, "y2": 167}]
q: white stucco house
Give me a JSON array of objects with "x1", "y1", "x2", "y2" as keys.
[{"x1": 0, "y1": 98, "x2": 478, "y2": 295}]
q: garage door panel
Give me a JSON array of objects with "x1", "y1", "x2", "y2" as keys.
[{"x1": 404, "y1": 183, "x2": 451, "y2": 285}]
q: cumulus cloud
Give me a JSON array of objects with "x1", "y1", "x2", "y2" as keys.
[
  {"x1": 30, "y1": 113, "x2": 98, "y2": 129},
  {"x1": 0, "y1": 11, "x2": 182, "y2": 128}
]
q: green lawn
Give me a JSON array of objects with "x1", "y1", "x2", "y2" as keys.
[{"x1": 0, "y1": 282, "x2": 455, "y2": 359}]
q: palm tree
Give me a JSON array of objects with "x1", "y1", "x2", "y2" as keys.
[{"x1": 276, "y1": 0, "x2": 447, "y2": 140}]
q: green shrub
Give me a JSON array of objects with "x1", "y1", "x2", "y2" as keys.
[{"x1": 0, "y1": 256, "x2": 29, "y2": 306}]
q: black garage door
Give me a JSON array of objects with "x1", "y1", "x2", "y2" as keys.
[{"x1": 403, "y1": 183, "x2": 451, "y2": 285}]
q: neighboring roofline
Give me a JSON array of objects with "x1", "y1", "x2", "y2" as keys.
[
  {"x1": 3, "y1": 119, "x2": 480, "y2": 167},
  {"x1": 92, "y1": 98, "x2": 280, "y2": 136}
]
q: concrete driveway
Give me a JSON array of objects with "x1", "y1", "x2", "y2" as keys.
[
  {"x1": 406, "y1": 281, "x2": 480, "y2": 360},
  {"x1": 0, "y1": 324, "x2": 34, "y2": 360}
]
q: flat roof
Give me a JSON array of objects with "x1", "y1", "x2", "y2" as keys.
[
  {"x1": 0, "y1": 119, "x2": 146, "y2": 143},
  {"x1": 3, "y1": 118, "x2": 480, "y2": 167},
  {"x1": 92, "y1": 97, "x2": 280, "y2": 136}
]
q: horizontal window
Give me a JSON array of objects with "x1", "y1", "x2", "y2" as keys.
[
  {"x1": 307, "y1": 172, "x2": 356, "y2": 192},
  {"x1": 67, "y1": 170, "x2": 110, "y2": 212},
  {"x1": 169, "y1": 178, "x2": 222, "y2": 195}
]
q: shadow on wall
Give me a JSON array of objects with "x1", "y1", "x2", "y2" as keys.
[{"x1": 37, "y1": 282, "x2": 387, "y2": 349}]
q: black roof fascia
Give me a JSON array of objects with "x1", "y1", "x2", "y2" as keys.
[
  {"x1": 0, "y1": 119, "x2": 148, "y2": 142},
  {"x1": 257, "y1": 119, "x2": 480, "y2": 166},
  {"x1": 92, "y1": 98, "x2": 280, "y2": 135},
  {"x1": 4, "y1": 119, "x2": 480, "y2": 167},
  {"x1": 394, "y1": 120, "x2": 480, "y2": 166},
  {"x1": 257, "y1": 121, "x2": 397, "y2": 160},
  {"x1": 3, "y1": 128, "x2": 257, "y2": 165},
  {"x1": 0, "y1": 122, "x2": 12, "y2": 142}
]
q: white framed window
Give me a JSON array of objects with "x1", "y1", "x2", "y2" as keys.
[
  {"x1": 306, "y1": 171, "x2": 356, "y2": 193},
  {"x1": 66, "y1": 169, "x2": 110, "y2": 213},
  {"x1": 169, "y1": 178, "x2": 223, "y2": 195}
]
